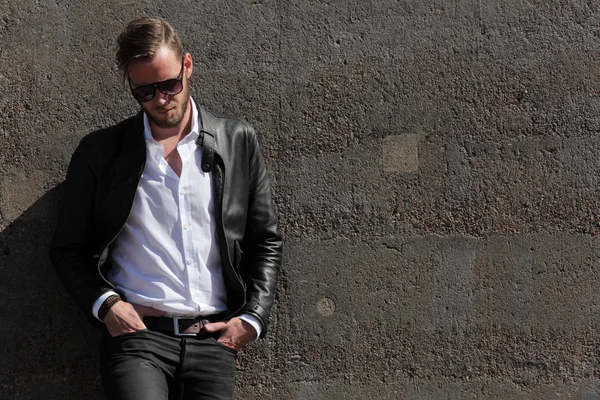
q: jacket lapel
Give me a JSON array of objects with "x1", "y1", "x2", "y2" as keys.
[{"x1": 101, "y1": 111, "x2": 146, "y2": 243}]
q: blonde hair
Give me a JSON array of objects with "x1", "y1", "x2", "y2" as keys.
[{"x1": 116, "y1": 17, "x2": 183, "y2": 76}]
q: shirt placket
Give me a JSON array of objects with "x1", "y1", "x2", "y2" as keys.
[{"x1": 178, "y1": 140, "x2": 201, "y2": 310}]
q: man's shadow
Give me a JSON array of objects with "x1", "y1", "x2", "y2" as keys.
[{"x1": 0, "y1": 184, "x2": 104, "y2": 399}]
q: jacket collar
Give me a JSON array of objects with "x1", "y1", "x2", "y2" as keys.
[{"x1": 197, "y1": 105, "x2": 225, "y2": 153}]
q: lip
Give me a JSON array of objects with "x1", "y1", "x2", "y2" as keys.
[{"x1": 156, "y1": 107, "x2": 174, "y2": 114}]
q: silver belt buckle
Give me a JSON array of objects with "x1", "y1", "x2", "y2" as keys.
[{"x1": 173, "y1": 316, "x2": 197, "y2": 337}]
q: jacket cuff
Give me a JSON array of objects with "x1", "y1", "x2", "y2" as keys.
[{"x1": 242, "y1": 301, "x2": 270, "y2": 338}]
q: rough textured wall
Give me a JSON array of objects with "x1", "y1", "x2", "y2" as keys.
[{"x1": 1, "y1": 0, "x2": 600, "y2": 399}]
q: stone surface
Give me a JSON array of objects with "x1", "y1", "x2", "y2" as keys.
[
  {"x1": 2, "y1": 0, "x2": 600, "y2": 399},
  {"x1": 383, "y1": 134, "x2": 419, "y2": 173}
]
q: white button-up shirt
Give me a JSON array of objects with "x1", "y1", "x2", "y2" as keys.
[{"x1": 93, "y1": 99, "x2": 260, "y2": 337}]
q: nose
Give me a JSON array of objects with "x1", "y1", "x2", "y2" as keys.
[{"x1": 154, "y1": 89, "x2": 170, "y2": 105}]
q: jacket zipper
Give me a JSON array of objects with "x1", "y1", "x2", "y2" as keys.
[
  {"x1": 214, "y1": 155, "x2": 246, "y2": 319},
  {"x1": 96, "y1": 164, "x2": 146, "y2": 288}
]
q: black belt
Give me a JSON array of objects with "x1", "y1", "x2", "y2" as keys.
[{"x1": 143, "y1": 315, "x2": 220, "y2": 337}]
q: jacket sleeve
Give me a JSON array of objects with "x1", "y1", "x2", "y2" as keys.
[
  {"x1": 239, "y1": 128, "x2": 283, "y2": 338},
  {"x1": 49, "y1": 137, "x2": 113, "y2": 322}
]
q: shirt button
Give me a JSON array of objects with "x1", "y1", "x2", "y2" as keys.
[
  {"x1": 183, "y1": 224, "x2": 189, "y2": 230},
  {"x1": 186, "y1": 259, "x2": 192, "y2": 265},
  {"x1": 180, "y1": 189, "x2": 185, "y2": 195}
]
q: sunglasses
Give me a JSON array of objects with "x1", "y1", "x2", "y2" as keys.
[{"x1": 129, "y1": 58, "x2": 185, "y2": 102}]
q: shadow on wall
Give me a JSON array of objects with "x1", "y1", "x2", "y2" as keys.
[{"x1": 0, "y1": 184, "x2": 104, "y2": 399}]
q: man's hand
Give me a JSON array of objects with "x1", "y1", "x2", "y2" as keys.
[
  {"x1": 203, "y1": 318, "x2": 257, "y2": 352},
  {"x1": 103, "y1": 301, "x2": 163, "y2": 337}
]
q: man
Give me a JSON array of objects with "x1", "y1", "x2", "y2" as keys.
[{"x1": 50, "y1": 17, "x2": 282, "y2": 400}]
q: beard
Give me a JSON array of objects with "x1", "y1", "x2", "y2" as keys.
[{"x1": 143, "y1": 84, "x2": 190, "y2": 129}]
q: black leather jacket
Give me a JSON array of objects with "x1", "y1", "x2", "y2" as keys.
[{"x1": 50, "y1": 106, "x2": 282, "y2": 337}]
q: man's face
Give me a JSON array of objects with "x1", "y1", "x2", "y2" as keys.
[{"x1": 127, "y1": 46, "x2": 193, "y2": 129}]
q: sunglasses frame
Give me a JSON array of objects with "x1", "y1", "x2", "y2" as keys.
[{"x1": 129, "y1": 57, "x2": 185, "y2": 102}]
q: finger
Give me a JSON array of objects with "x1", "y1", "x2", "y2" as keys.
[{"x1": 203, "y1": 321, "x2": 228, "y2": 332}]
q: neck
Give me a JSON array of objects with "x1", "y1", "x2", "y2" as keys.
[{"x1": 149, "y1": 100, "x2": 193, "y2": 142}]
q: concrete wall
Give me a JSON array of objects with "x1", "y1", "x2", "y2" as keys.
[{"x1": 1, "y1": 0, "x2": 600, "y2": 398}]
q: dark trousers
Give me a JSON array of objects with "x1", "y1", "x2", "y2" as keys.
[{"x1": 100, "y1": 329, "x2": 237, "y2": 400}]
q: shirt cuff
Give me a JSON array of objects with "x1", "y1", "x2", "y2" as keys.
[
  {"x1": 92, "y1": 291, "x2": 119, "y2": 321},
  {"x1": 237, "y1": 313, "x2": 262, "y2": 341}
]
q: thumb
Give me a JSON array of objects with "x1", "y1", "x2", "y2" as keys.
[{"x1": 203, "y1": 321, "x2": 227, "y2": 332}]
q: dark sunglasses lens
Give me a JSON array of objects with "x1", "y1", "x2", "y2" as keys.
[
  {"x1": 157, "y1": 79, "x2": 183, "y2": 96},
  {"x1": 132, "y1": 85, "x2": 156, "y2": 102}
]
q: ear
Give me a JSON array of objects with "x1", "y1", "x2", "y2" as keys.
[{"x1": 184, "y1": 52, "x2": 193, "y2": 79}]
